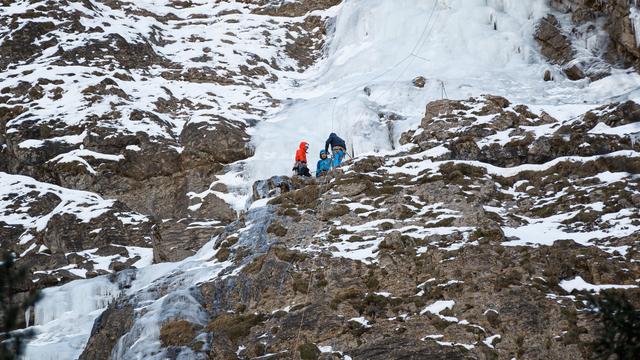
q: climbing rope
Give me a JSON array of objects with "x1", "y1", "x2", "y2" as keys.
[
  {"x1": 330, "y1": 1, "x2": 442, "y2": 155},
  {"x1": 331, "y1": 96, "x2": 338, "y2": 132},
  {"x1": 293, "y1": 268, "x2": 316, "y2": 353},
  {"x1": 292, "y1": 170, "x2": 336, "y2": 353}
]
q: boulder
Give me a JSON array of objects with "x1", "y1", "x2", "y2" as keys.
[
  {"x1": 253, "y1": 176, "x2": 294, "y2": 200},
  {"x1": 412, "y1": 76, "x2": 427, "y2": 88},
  {"x1": 535, "y1": 15, "x2": 573, "y2": 65},
  {"x1": 180, "y1": 118, "x2": 253, "y2": 166}
]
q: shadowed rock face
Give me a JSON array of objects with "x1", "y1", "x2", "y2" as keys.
[
  {"x1": 80, "y1": 96, "x2": 639, "y2": 359},
  {"x1": 0, "y1": 21, "x2": 57, "y2": 71},
  {"x1": 541, "y1": 0, "x2": 640, "y2": 80},
  {"x1": 555, "y1": 0, "x2": 640, "y2": 67},
  {"x1": 180, "y1": 118, "x2": 253, "y2": 166},
  {"x1": 79, "y1": 302, "x2": 135, "y2": 360},
  {"x1": 535, "y1": 15, "x2": 574, "y2": 65}
]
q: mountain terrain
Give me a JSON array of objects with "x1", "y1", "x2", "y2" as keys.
[{"x1": 0, "y1": 0, "x2": 639, "y2": 359}]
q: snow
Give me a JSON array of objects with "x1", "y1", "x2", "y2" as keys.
[
  {"x1": 50, "y1": 148, "x2": 124, "y2": 163},
  {"x1": 18, "y1": 132, "x2": 87, "y2": 149},
  {"x1": 420, "y1": 300, "x2": 455, "y2": 316},
  {"x1": 483, "y1": 335, "x2": 501, "y2": 349},
  {"x1": 435, "y1": 340, "x2": 475, "y2": 350},
  {"x1": 48, "y1": 148, "x2": 125, "y2": 174},
  {"x1": 502, "y1": 210, "x2": 638, "y2": 253},
  {"x1": 330, "y1": 237, "x2": 382, "y2": 264},
  {"x1": 588, "y1": 122, "x2": 640, "y2": 136},
  {"x1": 349, "y1": 317, "x2": 372, "y2": 328},
  {"x1": 592, "y1": 171, "x2": 632, "y2": 183},
  {"x1": 559, "y1": 276, "x2": 637, "y2": 294}
]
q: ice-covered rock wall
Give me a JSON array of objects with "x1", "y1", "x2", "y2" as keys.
[{"x1": 247, "y1": 0, "x2": 640, "y2": 183}]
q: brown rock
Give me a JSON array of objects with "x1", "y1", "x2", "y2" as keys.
[
  {"x1": 79, "y1": 303, "x2": 134, "y2": 360},
  {"x1": 412, "y1": 76, "x2": 427, "y2": 88},
  {"x1": 180, "y1": 118, "x2": 253, "y2": 166},
  {"x1": 563, "y1": 63, "x2": 586, "y2": 80},
  {"x1": 535, "y1": 15, "x2": 573, "y2": 65}
]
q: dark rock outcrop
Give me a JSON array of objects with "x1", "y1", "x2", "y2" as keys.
[
  {"x1": 535, "y1": 15, "x2": 573, "y2": 65},
  {"x1": 544, "y1": 0, "x2": 640, "y2": 78},
  {"x1": 79, "y1": 302, "x2": 135, "y2": 360}
]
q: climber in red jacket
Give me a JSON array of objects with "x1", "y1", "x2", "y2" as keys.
[{"x1": 293, "y1": 141, "x2": 311, "y2": 177}]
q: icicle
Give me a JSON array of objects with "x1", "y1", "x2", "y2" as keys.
[
  {"x1": 24, "y1": 306, "x2": 31, "y2": 327},
  {"x1": 629, "y1": 3, "x2": 640, "y2": 47},
  {"x1": 631, "y1": 132, "x2": 640, "y2": 147}
]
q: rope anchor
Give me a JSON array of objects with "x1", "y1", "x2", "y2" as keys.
[{"x1": 440, "y1": 80, "x2": 448, "y2": 99}]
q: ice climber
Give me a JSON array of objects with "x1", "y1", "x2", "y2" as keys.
[
  {"x1": 324, "y1": 132, "x2": 347, "y2": 167},
  {"x1": 316, "y1": 150, "x2": 332, "y2": 177},
  {"x1": 293, "y1": 141, "x2": 311, "y2": 177}
]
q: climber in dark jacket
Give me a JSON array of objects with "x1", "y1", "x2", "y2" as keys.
[
  {"x1": 324, "y1": 133, "x2": 347, "y2": 153},
  {"x1": 324, "y1": 133, "x2": 347, "y2": 167}
]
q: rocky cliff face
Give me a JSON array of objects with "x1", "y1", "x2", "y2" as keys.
[
  {"x1": 79, "y1": 95, "x2": 640, "y2": 359},
  {"x1": 2, "y1": 0, "x2": 640, "y2": 359},
  {"x1": 0, "y1": 0, "x2": 336, "y2": 293},
  {"x1": 538, "y1": 0, "x2": 640, "y2": 80}
]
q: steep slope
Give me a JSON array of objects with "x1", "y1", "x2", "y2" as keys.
[
  {"x1": 0, "y1": 0, "x2": 338, "y2": 288},
  {"x1": 71, "y1": 95, "x2": 639, "y2": 359},
  {"x1": 0, "y1": 172, "x2": 154, "y2": 284},
  {"x1": 0, "y1": 0, "x2": 638, "y2": 358},
  {"x1": 247, "y1": 0, "x2": 640, "y2": 183}
]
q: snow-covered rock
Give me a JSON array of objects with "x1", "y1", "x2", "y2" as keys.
[{"x1": 0, "y1": 0, "x2": 638, "y2": 359}]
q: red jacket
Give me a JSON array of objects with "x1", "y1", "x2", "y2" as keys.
[{"x1": 295, "y1": 141, "x2": 308, "y2": 163}]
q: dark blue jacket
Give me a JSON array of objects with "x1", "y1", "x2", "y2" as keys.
[{"x1": 324, "y1": 133, "x2": 347, "y2": 153}]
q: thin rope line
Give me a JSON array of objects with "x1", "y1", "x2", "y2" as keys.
[{"x1": 342, "y1": 1, "x2": 441, "y2": 152}]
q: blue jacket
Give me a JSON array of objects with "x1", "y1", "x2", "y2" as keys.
[
  {"x1": 325, "y1": 133, "x2": 346, "y2": 153},
  {"x1": 316, "y1": 157, "x2": 331, "y2": 177}
]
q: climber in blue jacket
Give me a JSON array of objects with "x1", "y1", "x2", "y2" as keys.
[
  {"x1": 316, "y1": 150, "x2": 332, "y2": 177},
  {"x1": 324, "y1": 132, "x2": 347, "y2": 167}
]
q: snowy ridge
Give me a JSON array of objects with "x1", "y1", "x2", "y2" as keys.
[{"x1": 0, "y1": 171, "x2": 154, "y2": 284}]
